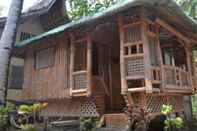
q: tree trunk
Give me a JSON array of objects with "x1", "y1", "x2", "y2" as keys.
[{"x1": 0, "y1": 0, "x2": 24, "y2": 105}]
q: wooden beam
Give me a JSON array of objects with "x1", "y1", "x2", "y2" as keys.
[
  {"x1": 191, "y1": 51, "x2": 197, "y2": 92},
  {"x1": 86, "y1": 34, "x2": 92, "y2": 97},
  {"x1": 128, "y1": 87, "x2": 146, "y2": 92},
  {"x1": 156, "y1": 18, "x2": 191, "y2": 44},
  {"x1": 118, "y1": 16, "x2": 128, "y2": 94}
]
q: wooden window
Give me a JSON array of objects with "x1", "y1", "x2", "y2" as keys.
[
  {"x1": 92, "y1": 44, "x2": 99, "y2": 75},
  {"x1": 124, "y1": 25, "x2": 141, "y2": 43},
  {"x1": 8, "y1": 65, "x2": 24, "y2": 89},
  {"x1": 35, "y1": 47, "x2": 55, "y2": 69},
  {"x1": 74, "y1": 42, "x2": 87, "y2": 71},
  {"x1": 149, "y1": 37, "x2": 158, "y2": 66},
  {"x1": 163, "y1": 48, "x2": 173, "y2": 66},
  {"x1": 20, "y1": 32, "x2": 34, "y2": 41}
]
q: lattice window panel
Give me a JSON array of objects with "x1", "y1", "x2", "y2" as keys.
[
  {"x1": 80, "y1": 100, "x2": 99, "y2": 117},
  {"x1": 73, "y1": 73, "x2": 87, "y2": 90},
  {"x1": 124, "y1": 25, "x2": 141, "y2": 43},
  {"x1": 164, "y1": 68, "x2": 176, "y2": 85},
  {"x1": 125, "y1": 57, "x2": 144, "y2": 76},
  {"x1": 147, "y1": 96, "x2": 167, "y2": 113},
  {"x1": 146, "y1": 96, "x2": 184, "y2": 113}
]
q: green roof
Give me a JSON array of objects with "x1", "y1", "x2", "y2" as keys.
[{"x1": 16, "y1": 0, "x2": 197, "y2": 48}]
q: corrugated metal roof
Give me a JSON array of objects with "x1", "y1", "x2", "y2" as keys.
[{"x1": 15, "y1": 0, "x2": 197, "y2": 48}]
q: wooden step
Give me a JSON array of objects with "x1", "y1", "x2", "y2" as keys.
[
  {"x1": 103, "y1": 113, "x2": 128, "y2": 128},
  {"x1": 96, "y1": 127, "x2": 127, "y2": 131},
  {"x1": 94, "y1": 95, "x2": 106, "y2": 114}
]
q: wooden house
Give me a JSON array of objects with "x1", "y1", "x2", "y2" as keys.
[
  {"x1": 14, "y1": 0, "x2": 197, "y2": 126},
  {"x1": 0, "y1": 0, "x2": 68, "y2": 103}
]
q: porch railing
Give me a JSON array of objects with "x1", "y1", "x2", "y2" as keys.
[{"x1": 162, "y1": 65, "x2": 192, "y2": 90}]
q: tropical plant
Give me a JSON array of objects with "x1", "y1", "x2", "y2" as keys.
[
  {"x1": 18, "y1": 103, "x2": 48, "y2": 122},
  {"x1": 161, "y1": 105, "x2": 184, "y2": 131},
  {"x1": 21, "y1": 124, "x2": 36, "y2": 131},
  {"x1": 176, "y1": 0, "x2": 197, "y2": 20},
  {"x1": 17, "y1": 103, "x2": 47, "y2": 131},
  {"x1": 80, "y1": 117, "x2": 99, "y2": 131},
  {"x1": 0, "y1": 106, "x2": 12, "y2": 130},
  {"x1": 67, "y1": 0, "x2": 120, "y2": 20},
  {"x1": 0, "y1": 0, "x2": 24, "y2": 105},
  {"x1": 192, "y1": 95, "x2": 197, "y2": 118}
]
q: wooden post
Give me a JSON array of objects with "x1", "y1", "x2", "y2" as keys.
[
  {"x1": 156, "y1": 24, "x2": 165, "y2": 90},
  {"x1": 108, "y1": 47, "x2": 114, "y2": 109},
  {"x1": 141, "y1": 23, "x2": 152, "y2": 93},
  {"x1": 118, "y1": 16, "x2": 128, "y2": 94},
  {"x1": 191, "y1": 50, "x2": 196, "y2": 92},
  {"x1": 87, "y1": 34, "x2": 92, "y2": 97},
  {"x1": 185, "y1": 46, "x2": 193, "y2": 90},
  {"x1": 69, "y1": 35, "x2": 75, "y2": 97}
]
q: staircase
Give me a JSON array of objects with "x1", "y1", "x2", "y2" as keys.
[{"x1": 93, "y1": 95, "x2": 106, "y2": 114}]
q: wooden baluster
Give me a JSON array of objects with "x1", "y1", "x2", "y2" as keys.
[{"x1": 178, "y1": 68, "x2": 182, "y2": 88}]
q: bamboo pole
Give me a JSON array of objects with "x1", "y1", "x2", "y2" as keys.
[
  {"x1": 69, "y1": 34, "x2": 75, "y2": 97},
  {"x1": 87, "y1": 34, "x2": 92, "y2": 97}
]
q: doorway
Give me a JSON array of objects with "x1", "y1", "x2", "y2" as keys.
[{"x1": 91, "y1": 23, "x2": 125, "y2": 113}]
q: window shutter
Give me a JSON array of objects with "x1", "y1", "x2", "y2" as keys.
[{"x1": 36, "y1": 48, "x2": 55, "y2": 69}]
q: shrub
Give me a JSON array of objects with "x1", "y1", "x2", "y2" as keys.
[
  {"x1": 161, "y1": 105, "x2": 183, "y2": 131},
  {"x1": 21, "y1": 124, "x2": 36, "y2": 131},
  {"x1": 80, "y1": 117, "x2": 99, "y2": 131},
  {"x1": 0, "y1": 106, "x2": 12, "y2": 130}
]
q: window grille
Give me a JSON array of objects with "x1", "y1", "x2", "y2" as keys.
[{"x1": 20, "y1": 32, "x2": 34, "y2": 41}]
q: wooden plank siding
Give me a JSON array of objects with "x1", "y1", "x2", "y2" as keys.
[{"x1": 22, "y1": 37, "x2": 70, "y2": 101}]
